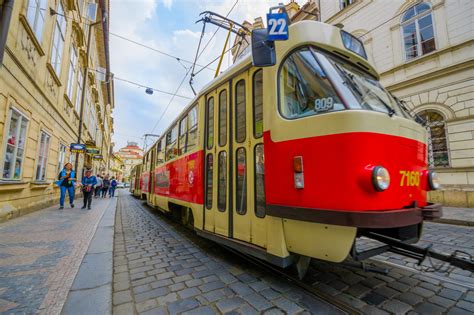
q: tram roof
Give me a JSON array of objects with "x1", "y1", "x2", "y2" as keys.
[{"x1": 145, "y1": 20, "x2": 377, "y2": 154}]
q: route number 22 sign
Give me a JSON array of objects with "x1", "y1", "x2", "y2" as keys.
[{"x1": 266, "y1": 13, "x2": 289, "y2": 41}]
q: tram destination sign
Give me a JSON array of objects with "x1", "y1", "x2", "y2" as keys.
[
  {"x1": 266, "y1": 12, "x2": 288, "y2": 41},
  {"x1": 70, "y1": 143, "x2": 86, "y2": 153}
]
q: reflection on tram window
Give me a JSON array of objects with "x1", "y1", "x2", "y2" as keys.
[
  {"x1": 218, "y1": 151, "x2": 227, "y2": 212},
  {"x1": 236, "y1": 148, "x2": 247, "y2": 215},
  {"x1": 219, "y1": 90, "x2": 227, "y2": 147},
  {"x1": 279, "y1": 48, "x2": 344, "y2": 119},
  {"x1": 207, "y1": 97, "x2": 214, "y2": 149},
  {"x1": 205, "y1": 154, "x2": 213, "y2": 209},
  {"x1": 235, "y1": 80, "x2": 246, "y2": 142},
  {"x1": 255, "y1": 144, "x2": 265, "y2": 218},
  {"x1": 253, "y1": 70, "x2": 263, "y2": 138}
]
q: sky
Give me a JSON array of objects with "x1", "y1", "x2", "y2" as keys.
[{"x1": 109, "y1": 0, "x2": 290, "y2": 151}]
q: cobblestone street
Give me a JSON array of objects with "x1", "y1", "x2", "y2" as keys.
[
  {"x1": 114, "y1": 192, "x2": 474, "y2": 315},
  {"x1": 0, "y1": 196, "x2": 116, "y2": 314}
]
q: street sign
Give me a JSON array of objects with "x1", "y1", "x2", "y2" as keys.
[
  {"x1": 70, "y1": 143, "x2": 86, "y2": 153},
  {"x1": 92, "y1": 154, "x2": 103, "y2": 160},
  {"x1": 86, "y1": 146, "x2": 100, "y2": 154},
  {"x1": 266, "y1": 12, "x2": 289, "y2": 41}
]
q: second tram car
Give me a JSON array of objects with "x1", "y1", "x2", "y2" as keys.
[{"x1": 132, "y1": 20, "x2": 442, "y2": 273}]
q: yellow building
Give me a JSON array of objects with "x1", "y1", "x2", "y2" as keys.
[
  {"x1": 233, "y1": 0, "x2": 474, "y2": 207},
  {"x1": 109, "y1": 152, "x2": 124, "y2": 182},
  {"x1": 0, "y1": 0, "x2": 114, "y2": 220},
  {"x1": 115, "y1": 141, "x2": 144, "y2": 183}
]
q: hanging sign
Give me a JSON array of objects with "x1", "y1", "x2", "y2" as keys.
[
  {"x1": 86, "y1": 146, "x2": 100, "y2": 154},
  {"x1": 70, "y1": 143, "x2": 86, "y2": 153},
  {"x1": 266, "y1": 12, "x2": 289, "y2": 41},
  {"x1": 92, "y1": 154, "x2": 103, "y2": 160}
]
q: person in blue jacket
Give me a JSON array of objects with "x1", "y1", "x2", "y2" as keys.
[
  {"x1": 57, "y1": 163, "x2": 77, "y2": 209},
  {"x1": 81, "y1": 169, "x2": 97, "y2": 210}
]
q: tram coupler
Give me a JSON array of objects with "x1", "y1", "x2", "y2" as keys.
[{"x1": 363, "y1": 231, "x2": 474, "y2": 272}]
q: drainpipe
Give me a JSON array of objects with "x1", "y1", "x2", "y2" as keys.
[{"x1": 0, "y1": 0, "x2": 14, "y2": 68}]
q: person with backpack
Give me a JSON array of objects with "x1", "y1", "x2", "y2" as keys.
[
  {"x1": 101, "y1": 175, "x2": 110, "y2": 198},
  {"x1": 109, "y1": 177, "x2": 118, "y2": 197},
  {"x1": 81, "y1": 169, "x2": 97, "y2": 210}
]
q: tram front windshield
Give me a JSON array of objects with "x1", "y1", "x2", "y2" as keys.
[{"x1": 279, "y1": 47, "x2": 411, "y2": 119}]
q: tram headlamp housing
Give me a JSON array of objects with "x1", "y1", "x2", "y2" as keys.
[
  {"x1": 372, "y1": 166, "x2": 390, "y2": 191},
  {"x1": 428, "y1": 171, "x2": 441, "y2": 190}
]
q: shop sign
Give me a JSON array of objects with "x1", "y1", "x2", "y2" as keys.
[{"x1": 70, "y1": 143, "x2": 86, "y2": 153}]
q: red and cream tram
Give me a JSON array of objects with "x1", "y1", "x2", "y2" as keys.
[{"x1": 132, "y1": 20, "x2": 443, "y2": 273}]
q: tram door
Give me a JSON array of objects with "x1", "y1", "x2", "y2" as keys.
[
  {"x1": 204, "y1": 83, "x2": 230, "y2": 237},
  {"x1": 232, "y1": 69, "x2": 266, "y2": 246}
]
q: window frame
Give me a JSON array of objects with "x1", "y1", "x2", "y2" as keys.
[
  {"x1": 26, "y1": 0, "x2": 47, "y2": 43},
  {"x1": 178, "y1": 116, "x2": 188, "y2": 156},
  {"x1": 400, "y1": 2, "x2": 436, "y2": 61},
  {"x1": 57, "y1": 143, "x2": 67, "y2": 174},
  {"x1": 35, "y1": 130, "x2": 51, "y2": 181},
  {"x1": 75, "y1": 68, "x2": 84, "y2": 113},
  {"x1": 206, "y1": 97, "x2": 215, "y2": 150},
  {"x1": 418, "y1": 110, "x2": 450, "y2": 168},
  {"x1": 205, "y1": 153, "x2": 214, "y2": 210},
  {"x1": 1, "y1": 107, "x2": 29, "y2": 180},
  {"x1": 50, "y1": 1, "x2": 67, "y2": 75},
  {"x1": 254, "y1": 144, "x2": 266, "y2": 218},
  {"x1": 67, "y1": 45, "x2": 78, "y2": 101},
  {"x1": 187, "y1": 105, "x2": 198, "y2": 153}
]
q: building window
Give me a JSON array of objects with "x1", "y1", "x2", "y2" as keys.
[
  {"x1": 51, "y1": 2, "x2": 67, "y2": 75},
  {"x1": 418, "y1": 110, "x2": 449, "y2": 167},
  {"x1": 27, "y1": 0, "x2": 47, "y2": 42},
  {"x1": 67, "y1": 46, "x2": 78, "y2": 101},
  {"x1": 2, "y1": 108, "x2": 29, "y2": 180},
  {"x1": 58, "y1": 143, "x2": 67, "y2": 174},
  {"x1": 339, "y1": 0, "x2": 355, "y2": 10},
  {"x1": 75, "y1": 69, "x2": 84, "y2": 113},
  {"x1": 401, "y1": 2, "x2": 435, "y2": 60},
  {"x1": 35, "y1": 131, "x2": 51, "y2": 181}
]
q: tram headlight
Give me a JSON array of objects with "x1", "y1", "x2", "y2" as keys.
[
  {"x1": 372, "y1": 166, "x2": 390, "y2": 191},
  {"x1": 428, "y1": 171, "x2": 441, "y2": 190}
]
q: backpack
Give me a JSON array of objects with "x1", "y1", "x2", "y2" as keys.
[{"x1": 111, "y1": 180, "x2": 117, "y2": 187}]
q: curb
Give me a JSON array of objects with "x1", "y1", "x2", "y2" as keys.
[
  {"x1": 432, "y1": 218, "x2": 474, "y2": 227},
  {"x1": 61, "y1": 198, "x2": 118, "y2": 315}
]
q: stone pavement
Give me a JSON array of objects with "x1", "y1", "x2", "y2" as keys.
[
  {"x1": 0, "y1": 194, "x2": 116, "y2": 314},
  {"x1": 436, "y1": 207, "x2": 474, "y2": 226},
  {"x1": 113, "y1": 193, "x2": 341, "y2": 315}
]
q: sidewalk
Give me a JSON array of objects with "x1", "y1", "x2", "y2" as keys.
[
  {"x1": 435, "y1": 206, "x2": 474, "y2": 226},
  {"x1": 0, "y1": 195, "x2": 117, "y2": 314}
]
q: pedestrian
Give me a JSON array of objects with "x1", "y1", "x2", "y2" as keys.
[
  {"x1": 109, "y1": 177, "x2": 117, "y2": 197},
  {"x1": 95, "y1": 175, "x2": 103, "y2": 198},
  {"x1": 102, "y1": 175, "x2": 110, "y2": 198},
  {"x1": 81, "y1": 169, "x2": 97, "y2": 209},
  {"x1": 57, "y1": 163, "x2": 77, "y2": 209}
]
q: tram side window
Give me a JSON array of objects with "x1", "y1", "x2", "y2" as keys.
[
  {"x1": 205, "y1": 154, "x2": 213, "y2": 209},
  {"x1": 218, "y1": 151, "x2": 227, "y2": 211},
  {"x1": 166, "y1": 125, "x2": 178, "y2": 161},
  {"x1": 253, "y1": 70, "x2": 263, "y2": 138},
  {"x1": 236, "y1": 148, "x2": 247, "y2": 215},
  {"x1": 255, "y1": 144, "x2": 266, "y2": 218},
  {"x1": 219, "y1": 90, "x2": 227, "y2": 147},
  {"x1": 279, "y1": 47, "x2": 344, "y2": 119},
  {"x1": 235, "y1": 80, "x2": 246, "y2": 143},
  {"x1": 187, "y1": 105, "x2": 198, "y2": 153},
  {"x1": 206, "y1": 97, "x2": 214, "y2": 149},
  {"x1": 157, "y1": 138, "x2": 165, "y2": 164},
  {"x1": 178, "y1": 116, "x2": 187, "y2": 156}
]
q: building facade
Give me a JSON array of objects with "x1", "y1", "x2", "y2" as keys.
[
  {"x1": 0, "y1": 0, "x2": 114, "y2": 220},
  {"x1": 115, "y1": 142, "x2": 143, "y2": 183},
  {"x1": 109, "y1": 152, "x2": 124, "y2": 182},
  {"x1": 233, "y1": 0, "x2": 474, "y2": 207}
]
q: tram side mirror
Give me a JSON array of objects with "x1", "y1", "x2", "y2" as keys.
[{"x1": 251, "y1": 28, "x2": 276, "y2": 67}]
